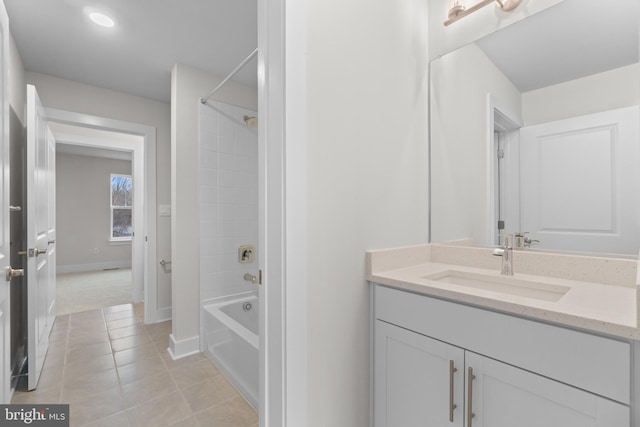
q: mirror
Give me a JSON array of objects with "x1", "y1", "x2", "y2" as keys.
[{"x1": 430, "y1": 0, "x2": 640, "y2": 256}]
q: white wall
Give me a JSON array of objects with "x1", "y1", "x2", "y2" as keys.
[
  {"x1": 171, "y1": 63, "x2": 257, "y2": 355},
  {"x1": 301, "y1": 0, "x2": 430, "y2": 425},
  {"x1": 522, "y1": 63, "x2": 640, "y2": 126},
  {"x1": 56, "y1": 152, "x2": 132, "y2": 272},
  {"x1": 430, "y1": 43, "x2": 521, "y2": 244},
  {"x1": 24, "y1": 71, "x2": 173, "y2": 313},
  {"x1": 198, "y1": 102, "x2": 259, "y2": 303}
]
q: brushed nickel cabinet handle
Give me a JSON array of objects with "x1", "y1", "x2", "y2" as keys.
[
  {"x1": 449, "y1": 360, "x2": 458, "y2": 422},
  {"x1": 467, "y1": 367, "x2": 476, "y2": 427}
]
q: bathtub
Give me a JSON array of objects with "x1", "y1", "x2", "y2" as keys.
[{"x1": 202, "y1": 292, "x2": 259, "y2": 409}]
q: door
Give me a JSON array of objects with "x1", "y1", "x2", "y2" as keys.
[
  {"x1": 26, "y1": 85, "x2": 56, "y2": 390},
  {"x1": 465, "y1": 351, "x2": 629, "y2": 427},
  {"x1": 519, "y1": 106, "x2": 640, "y2": 254},
  {"x1": 0, "y1": 0, "x2": 10, "y2": 403},
  {"x1": 374, "y1": 320, "x2": 464, "y2": 427}
]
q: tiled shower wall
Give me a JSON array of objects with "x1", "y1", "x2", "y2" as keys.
[{"x1": 198, "y1": 101, "x2": 259, "y2": 302}]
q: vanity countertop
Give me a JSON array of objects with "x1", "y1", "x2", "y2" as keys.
[{"x1": 367, "y1": 243, "x2": 640, "y2": 340}]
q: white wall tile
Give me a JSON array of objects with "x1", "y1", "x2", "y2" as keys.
[
  {"x1": 199, "y1": 186, "x2": 217, "y2": 204},
  {"x1": 218, "y1": 169, "x2": 235, "y2": 188},
  {"x1": 200, "y1": 168, "x2": 218, "y2": 187},
  {"x1": 199, "y1": 102, "x2": 258, "y2": 301},
  {"x1": 199, "y1": 150, "x2": 218, "y2": 169}
]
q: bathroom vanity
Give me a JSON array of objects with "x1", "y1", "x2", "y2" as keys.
[{"x1": 367, "y1": 243, "x2": 639, "y2": 427}]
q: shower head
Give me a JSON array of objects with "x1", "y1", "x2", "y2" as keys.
[{"x1": 243, "y1": 115, "x2": 258, "y2": 129}]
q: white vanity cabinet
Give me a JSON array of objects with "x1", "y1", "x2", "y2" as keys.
[{"x1": 372, "y1": 284, "x2": 632, "y2": 427}]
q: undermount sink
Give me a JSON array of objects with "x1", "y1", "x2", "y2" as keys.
[{"x1": 423, "y1": 270, "x2": 570, "y2": 302}]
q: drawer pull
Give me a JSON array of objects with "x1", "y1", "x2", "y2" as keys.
[
  {"x1": 449, "y1": 360, "x2": 457, "y2": 422},
  {"x1": 468, "y1": 367, "x2": 476, "y2": 427}
]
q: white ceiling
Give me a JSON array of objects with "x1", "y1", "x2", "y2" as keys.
[
  {"x1": 476, "y1": 0, "x2": 639, "y2": 92},
  {"x1": 4, "y1": 0, "x2": 258, "y2": 103}
]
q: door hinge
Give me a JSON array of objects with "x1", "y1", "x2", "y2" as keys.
[{"x1": 259, "y1": 269, "x2": 263, "y2": 285}]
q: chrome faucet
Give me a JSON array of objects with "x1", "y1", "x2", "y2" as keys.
[
  {"x1": 493, "y1": 234, "x2": 514, "y2": 276},
  {"x1": 514, "y1": 232, "x2": 540, "y2": 249}
]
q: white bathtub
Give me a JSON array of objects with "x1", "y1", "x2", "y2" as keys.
[{"x1": 202, "y1": 292, "x2": 259, "y2": 409}]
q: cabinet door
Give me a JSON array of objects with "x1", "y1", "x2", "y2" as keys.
[
  {"x1": 374, "y1": 320, "x2": 464, "y2": 427},
  {"x1": 465, "y1": 352, "x2": 629, "y2": 427}
]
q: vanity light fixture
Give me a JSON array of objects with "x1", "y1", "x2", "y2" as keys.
[{"x1": 445, "y1": 0, "x2": 523, "y2": 26}]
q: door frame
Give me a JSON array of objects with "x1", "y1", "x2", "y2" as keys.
[
  {"x1": 44, "y1": 108, "x2": 162, "y2": 323},
  {"x1": 259, "y1": 0, "x2": 309, "y2": 425}
]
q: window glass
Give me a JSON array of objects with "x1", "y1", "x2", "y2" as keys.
[{"x1": 111, "y1": 174, "x2": 132, "y2": 240}]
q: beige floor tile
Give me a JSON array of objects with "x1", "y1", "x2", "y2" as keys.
[
  {"x1": 194, "y1": 396, "x2": 258, "y2": 427},
  {"x1": 113, "y1": 345, "x2": 159, "y2": 367},
  {"x1": 103, "y1": 303, "x2": 135, "y2": 314},
  {"x1": 66, "y1": 341, "x2": 112, "y2": 364},
  {"x1": 168, "y1": 416, "x2": 202, "y2": 427},
  {"x1": 64, "y1": 353, "x2": 116, "y2": 379},
  {"x1": 126, "y1": 391, "x2": 192, "y2": 427},
  {"x1": 67, "y1": 331, "x2": 111, "y2": 350},
  {"x1": 144, "y1": 320, "x2": 172, "y2": 337},
  {"x1": 110, "y1": 334, "x2": 153, "y2": 352},
  {"x1": 106, "y1": 317, "x2": 139, "y2": 330},
  {"x1": 180, "y1": 375, "x2": 239, "y2": 413},
  {"x1": 67, "y1": 387, "x2": 124, "y2": 426},
  {"x1": 120, "y1": 371, "x2": 178, "y2": 408},
  {"x1": 104, "y1": 309, "x2": 136, "y2": 321},
  {"x1": 36, "y1": 362, "x2": 65, "y2": 390},
  {"x1": 11, "y1": 298, "x2": 255, "y2": 427},
  {"x1": 168, "y1": 358, "x2": 221, "y2": 389},
  {"x1": 116, "y1": 354, "x2": 168, "y2": 385},
  {"x1": 61, "y1": 369, "x2": 120, "y2": 403},
  {"x1": 11, "y1": 384, "x2": 62, "y2": 405},
  {"x1": 84, "y1": 411, "x2": 131, "y2": 427},
  {"x1": 108, "y1": 324, "x2": 147, "y2": 340}
]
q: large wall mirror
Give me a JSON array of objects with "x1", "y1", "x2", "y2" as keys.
[{"x1": 430, "y1": 0, "x2": 640, "y2": 256}]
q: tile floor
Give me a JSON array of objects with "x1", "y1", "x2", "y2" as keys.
[{"x1": 11, "y1": 303, "x2": 258, "y2": 427}]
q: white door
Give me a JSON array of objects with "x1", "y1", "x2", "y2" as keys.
[
  {"x1": 519, "y1": 106, "x2": 640, "y2": 255},
  {"x1": 0, "y1": 0, "x2": 10, "y2": 403},
  {"x1": 466, "y1": 351, "x2": 629, "y2": 427},
  {"x1": 26, "y1": 85, "x2": 56, "y2": 390},
  {"x1": 374, "y1": 320, "x2": 464, "y2": 427}
]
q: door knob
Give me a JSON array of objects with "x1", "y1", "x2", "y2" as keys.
[
  {"x1": 5, "y1": 267, "x2": 24, "y2": 282},
  {"x1": 243, "y1": 273, "x2": 257, "y2": 284},
  {"x1": 21, "y1": 248, "x2": 47, "y2": 257}
]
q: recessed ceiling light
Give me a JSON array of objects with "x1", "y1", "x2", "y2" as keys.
[{"x1": 89, "y1": 12, "x2": 115, "y2": 28}]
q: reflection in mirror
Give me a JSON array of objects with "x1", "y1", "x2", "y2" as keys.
[{"x1": 430, "y1": 0, "x2": 640, "y2": 256}]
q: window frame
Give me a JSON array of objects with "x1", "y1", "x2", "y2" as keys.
[{"x1": 110, "y1": 173, "x2": 133, "y2": 242}]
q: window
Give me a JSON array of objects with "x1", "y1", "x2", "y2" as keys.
[{"x1": 111, "y1": 174, "x2": 132, "y2": 241}]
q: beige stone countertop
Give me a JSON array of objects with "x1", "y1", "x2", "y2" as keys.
[{"x1": 367, "y1": 249, "x2": 639, "y2": 340}]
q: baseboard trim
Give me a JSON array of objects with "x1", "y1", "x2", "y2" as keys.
[
  {"x1": 168, "y1": 334, "x2": 200, "y2": 360},
  {"x1": 57, "y1": 261, "x2": 132, "y2": 274},
  {"x1": 146, "y1": 306, "x2": 172, "y2": 324}
]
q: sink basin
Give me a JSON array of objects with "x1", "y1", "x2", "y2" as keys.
[{"x1": 423, "y1": 270, "x2": 570, "y2": 302}]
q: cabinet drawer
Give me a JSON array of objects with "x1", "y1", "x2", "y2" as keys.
[{"x1": 375, "y1": 284, "x2": 631, "y2": 404}]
